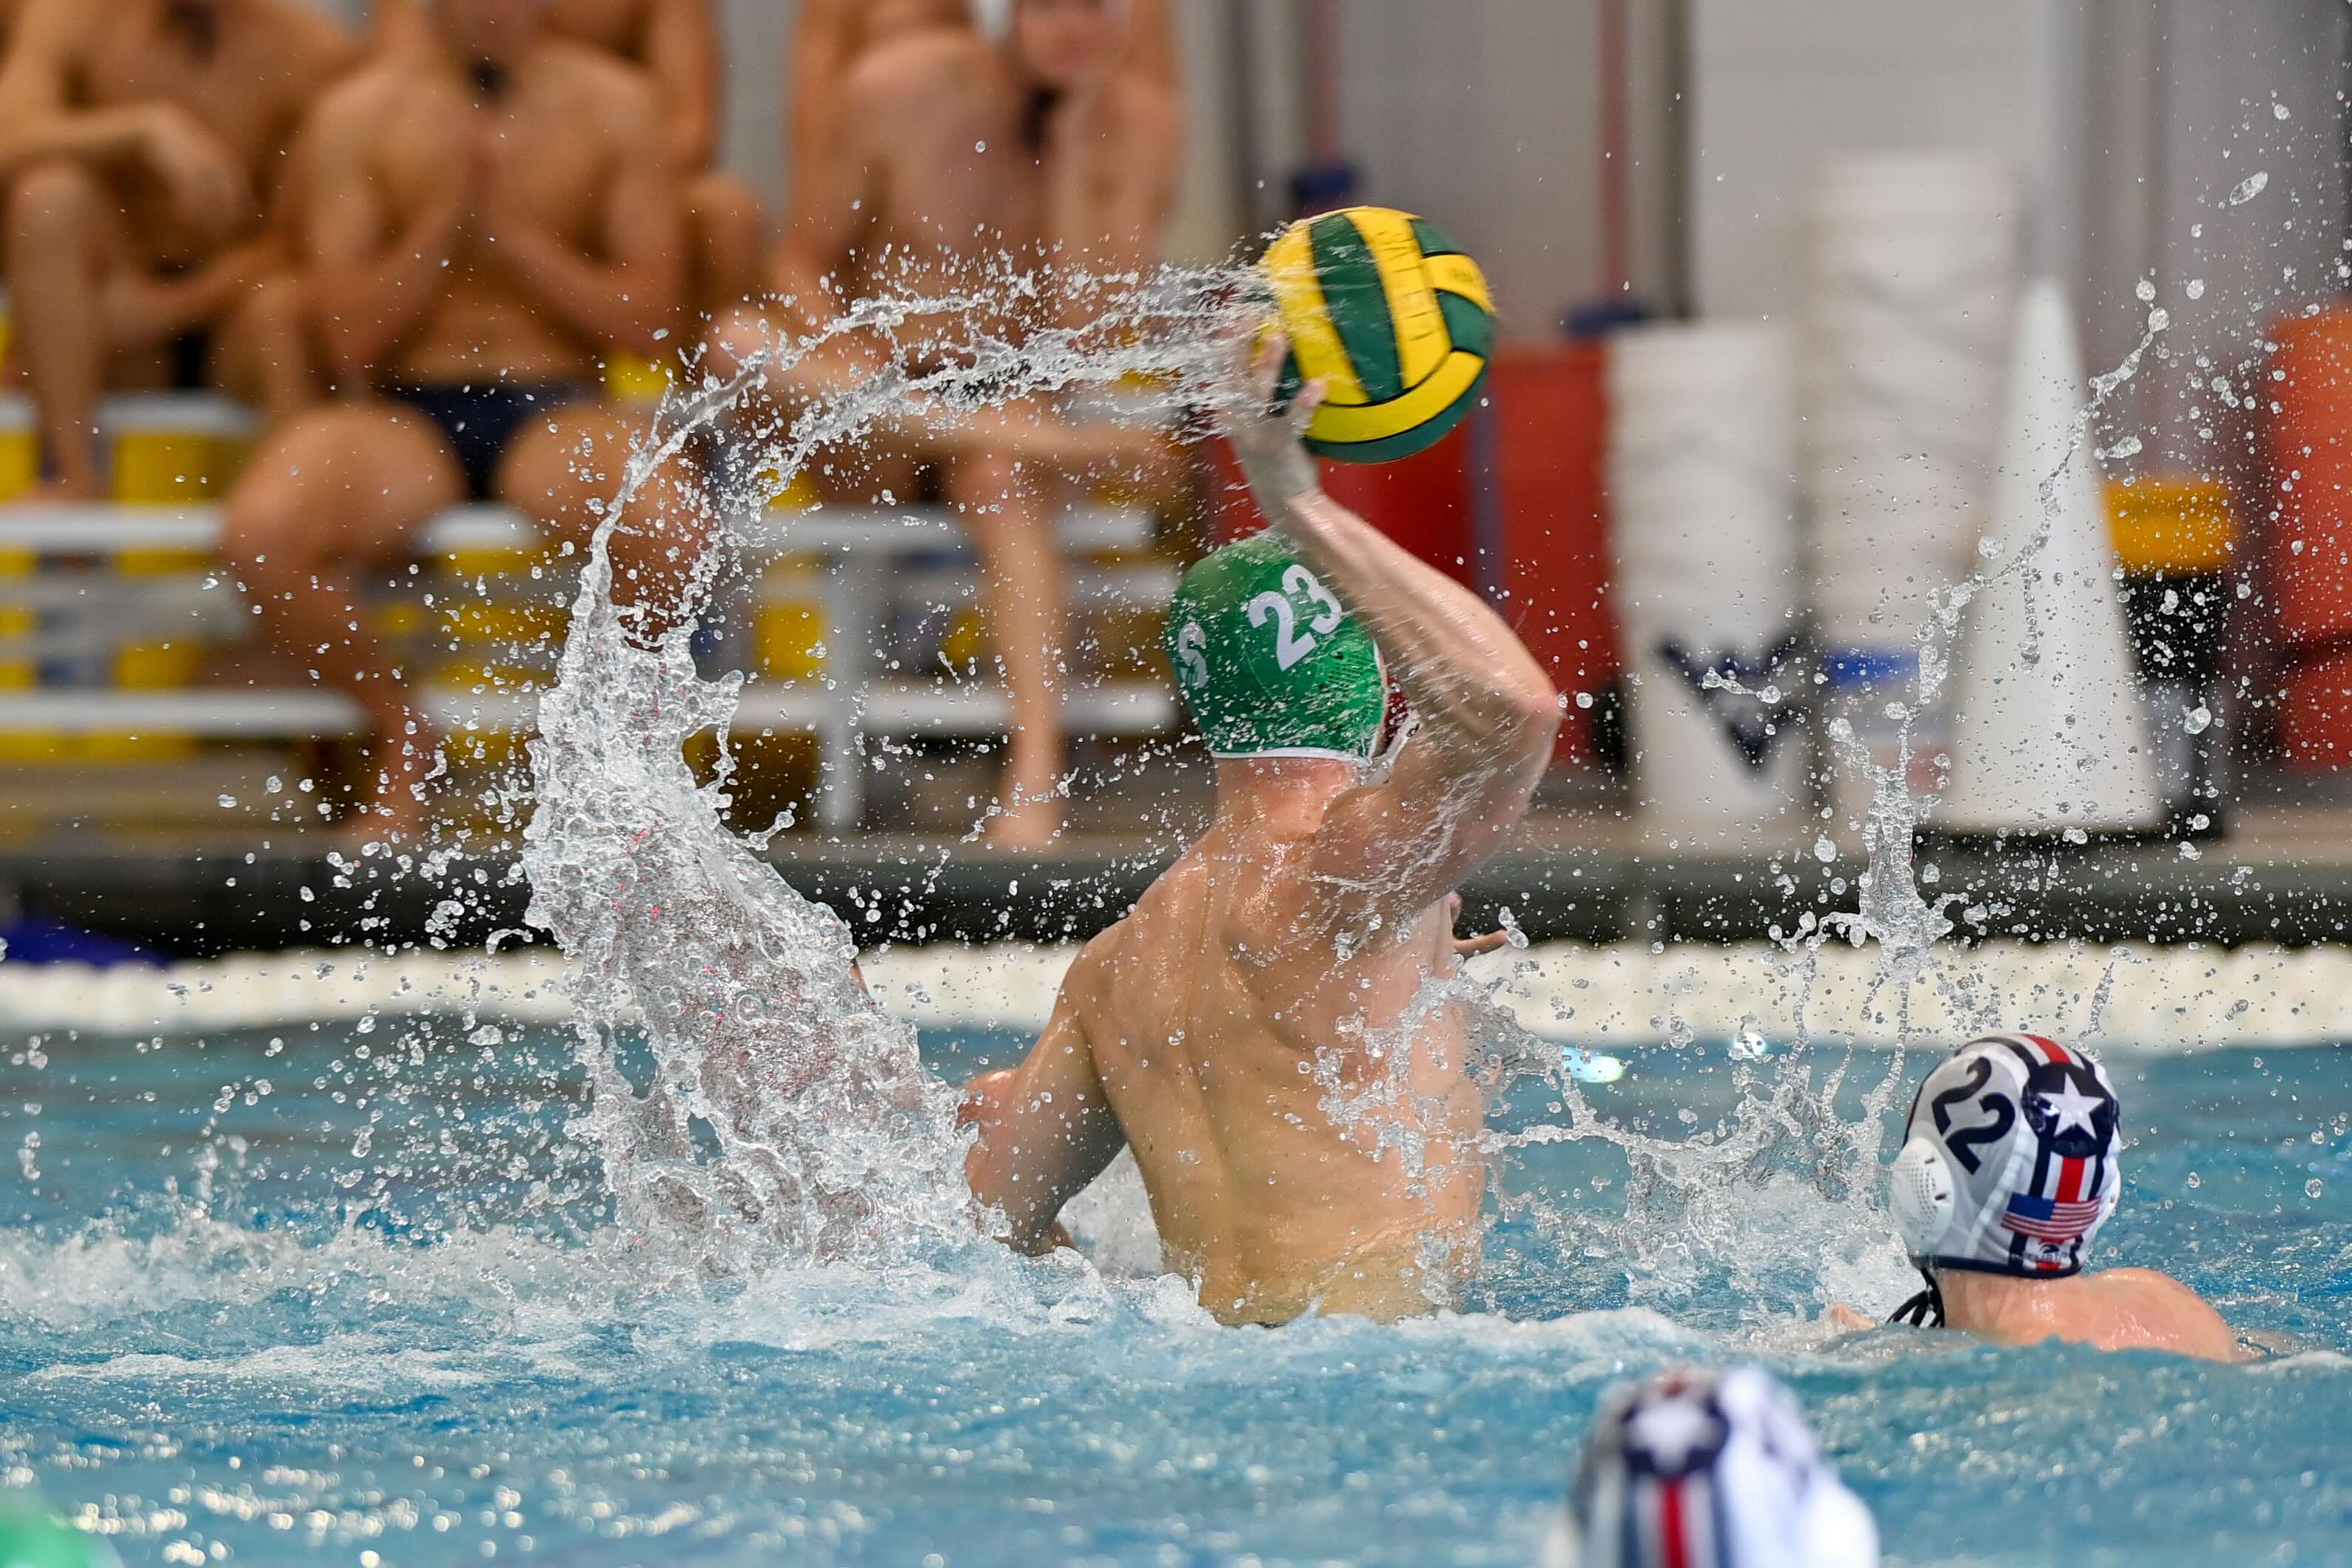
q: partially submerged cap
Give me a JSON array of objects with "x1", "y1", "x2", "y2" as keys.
[
  {"x1": 1544, "y1": 1367, "x2": 1879, "y2": 1568},
  {"x1": 1889, "y1": 1033, "x2": 2121, "y2": 1286},
  {"x1": 1164, "y1": 531, "x2": 1385, "y2": 762}
]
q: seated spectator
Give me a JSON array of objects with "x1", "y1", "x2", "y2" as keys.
[
  {"x1": 0, "y1": 0, "x2": 357, "y2": 498},
  {"x1": 222, "y1": 0, "x2": 705, "y2": 841},
  {"x1": 725, "y1": 0, "x2": 1181, "y2": 847},
  {"x1": 377, "y1": 0, "x2": 764, "y2": 326},
  {"x1": 787, "y1": 0, "x2": 1174, "y2": 198}
]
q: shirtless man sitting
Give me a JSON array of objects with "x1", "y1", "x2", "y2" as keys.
[
  {"x1": 786, "y1": 0, "x2": 1175, "y2": 198},
  {"x1": 0, "y1": 0, "x2": 357, "y2": 497},
  {"x1": 957, "y1": 337, "x2": 1562, "y2": 1325},
  {"x1": 221, "y1": 0, "x2": 704, "y2": 839},
  {"x1": 376, "y1": 0, "x2": 762, "y2": 323},
  {"x1": 730, "y1": 0, "x2": 1180, "y2": 847},
  {"x1": 1837, "y1": 1033, "x2": 2242, "y2": 1362}
]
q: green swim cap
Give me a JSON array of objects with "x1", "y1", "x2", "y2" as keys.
[{"x1": 1164, "y1": 532, "x2": 1385, "y2": 761}]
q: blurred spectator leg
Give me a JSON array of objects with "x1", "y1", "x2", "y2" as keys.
[
  {"x1": 685, "y1": 171, "x2": 767, "y2": 323},
  {"x1": 948, "y1": 443, "x2": 1068, "y2": 848},
  {"x1": 223, "y1": 402, "x2": 462, "y2": 839},
  {"x1": 212, "y1": 272, "x2": 319, "y2": 424},
  {"x1": 4, "y1": 161, "x2": 118, "y2": 499},
  {"x1": 496, "y1": 403, "x2": 711, "y2": 642}
]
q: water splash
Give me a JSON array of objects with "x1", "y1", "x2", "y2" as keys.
[
  {"x1": 1811, "y1": 305, "x2": 2171, "y2": 986},
  {"x1": 520, "y1": 269, "x2": 1248, "y2": 1275}
]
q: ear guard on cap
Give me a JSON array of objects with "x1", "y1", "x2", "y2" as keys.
[{"x1": 1886, "y1": 1135, "x2": 1956, "y2": 1262}]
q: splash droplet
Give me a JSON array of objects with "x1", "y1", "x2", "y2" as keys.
[{"x1": 2224, "y1": 170, "x2": 2269, "y2": 206}]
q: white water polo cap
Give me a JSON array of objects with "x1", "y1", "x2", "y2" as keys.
[
  {"x1": 1542, "y1": 1367, "x2": 1879, "y2": 1568},
  {"x1": 1889, "y1": 1034, "x2": 2121, "y2": 1280}
]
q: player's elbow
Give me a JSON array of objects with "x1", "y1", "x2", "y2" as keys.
[
  {"x1": 1517, "y1": 688, "x2": 1564, "y2": 756},
  {"x1": 1484, "y1": 681, "x2": 1562, "y2": 762}
]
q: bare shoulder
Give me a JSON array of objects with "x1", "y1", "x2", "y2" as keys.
[
  {"x1": 263, "y1": 0, "x2": 361, "y2": 73},
  {"x1": 300, "y1": 54, "x2": 406, "y2": 154},
  {"x1": 1054, "y1": 920, "x2": 1138, "y2": 1032},
  {"x1": 2097, "y1": 1267, "x2": 2242, "y2": 1357},
  {"x1": 307, "y1": 54, "x2": 405, "y2": 141},
  {"x1": 2098, "y1": 1266, "x2": 2212, "y2": 1308},
  {"x1": 541, "y1": 36, "x2": 663, "y2": 135},
  {"x1": 9, "y1": 0, "x2": 108, "y2": 60},
  {"x1": 844, "y1": 27, "x2": 995, "y2": 115},
  {"x1": 1109, "y1": 73, "x2": 1182, "y2": 146}
]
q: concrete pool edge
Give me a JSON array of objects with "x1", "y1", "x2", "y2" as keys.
[
  {"x1": 0, "y1": 830, "x2": 2342, "y2": 956},
  {"x1": 1, "y1": 940, "x2": 2345, "y2": 1050}
]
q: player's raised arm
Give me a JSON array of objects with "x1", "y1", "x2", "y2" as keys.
[
  {"x1": 959, "y1": 969, "x2": 1126, "y2": 1254},
  {"x1": 1221, "y1": 333, "x2": 1561, "y2": 924}
]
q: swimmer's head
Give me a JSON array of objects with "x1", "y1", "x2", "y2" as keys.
[
  {"x1": 1887, "y1": 1034, "x2": 2121, "y2": 1305},
  {"x1": 1542, "y1": 1367, "x2": 1879, "y2": 1568},
  {"x1": 978, "y1": 0, "x2": 1125, "y2": 90},
  {"x1": 1165, "y1": 531, "x2": 1388, "y2": 766}
]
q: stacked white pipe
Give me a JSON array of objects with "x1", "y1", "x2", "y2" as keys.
[
  {"x1": 1801, "y1": 151, "x2": 2021, "y2": 830},
  {"x1": 1607, "y1": 323, "x2": 1804, "y2": 839}
]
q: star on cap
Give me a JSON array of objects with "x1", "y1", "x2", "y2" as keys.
[
  {"x1": 2039, "y1": 1080, "x2": 2104, "y2": 1137},
  {"x1": 1624, "y1": 1393, "x2": 1722, "y2": 1474}
]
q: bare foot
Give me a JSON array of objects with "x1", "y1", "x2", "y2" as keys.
[{"x1": 1826, "y1": 1303, "x2": 1876, "y2": 1333}]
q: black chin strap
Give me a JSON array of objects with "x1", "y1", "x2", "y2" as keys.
[{"x1": 1889, "y1": 1266, "x2": 1945, "y2": 1328}]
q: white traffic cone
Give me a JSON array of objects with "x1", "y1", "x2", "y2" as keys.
[{"x1": 1939, "y1": 280, "x2": 2162, "y2": 834}]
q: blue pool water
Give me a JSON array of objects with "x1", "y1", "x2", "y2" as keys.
[{"x1": 0, "y1": 1018, "x2": 2346, "y2": 1565}]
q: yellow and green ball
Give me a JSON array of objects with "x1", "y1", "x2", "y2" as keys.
[{"x1": 1260, "y1": 206, "x2": 1495, "y2": 464}]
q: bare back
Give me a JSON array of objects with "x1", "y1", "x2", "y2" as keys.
[
  {"x1": 306, "y1": 41, "x2": 663, "y2": 382},
  {"x1": 1064, "y1": 815, "x2": 1485, "y2": 1325}
]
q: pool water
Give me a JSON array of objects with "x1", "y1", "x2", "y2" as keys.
[{"x1": 0, "y1": 1017, "x2": 2345, "y2": 1566}]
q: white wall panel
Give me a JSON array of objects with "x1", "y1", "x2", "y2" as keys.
[{"x1": 1690, "y1": 0, "x2": 2052, "y2": 320}]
